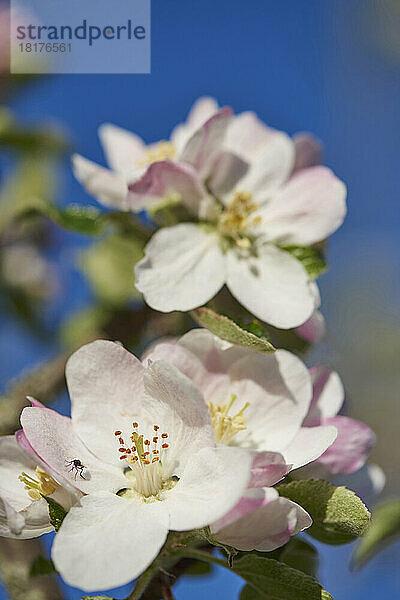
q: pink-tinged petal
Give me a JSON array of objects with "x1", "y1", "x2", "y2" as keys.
[
  {"x1": 259, "y1": 166, "x2": 347, "y2": 245},
  {"x1": 21, "y1": 407, "x2": 126, "y2": 495},
  {"x1": 249, "y1": 452, "x2": 291, "y2": 488},
  {"x1": 98, "y1": 123, "x2": 146, "y2": 178},
  {"x1": 296, "y1": 310, "x2": 326, "y2": 344},
  {"x1": 52, "y1": 492, "x2": 169, "y2": 592},
  {"x1": 71, "y1": 154, "x2": 129, "y2": 210},
  {"x1": 283, "y1": 425, "x2": 337, "y2": 470},
  {"x1": 26, "y1": 396, "x2": 46, "y2": 408},
  {"x1": 292, "y1": 133, "x2": 322, "y2": 173},
  {"x1": 180, "y1": 107, "x2": 233, "y2": 178},
  {"x1": 67, "y1": 340, "x2": 145, "y2": 468},
  {"x1": 255, "y1": 499, "x2": 312, "y2": 552},
  {"x1": 226, "y1": 243, "x2": 315, "y2": 329},
  {"x1": 213, "y1": 490, "x2": 311, "y2": 552},
  {"x1": 128, "y1": 160, "x2": 208, "y2": 215},
  {"x1": 135, "y1": 224, "x2": 226, "y2": 313},
  {"x1": 212, "y1": 487, "x2": 278, "y2": 532},
  {"x1": 144, "y1": 340, "x2": 209, "y2": 391},
  {"x1": 316, "y1": 416, "x2": 376, "y2": 475},
  {"x1": 305, "y1": 367, "x2": 344, "y2": 424},
  {"x1": 171, "y1": 97, "x2": 220, "y2": 153}
]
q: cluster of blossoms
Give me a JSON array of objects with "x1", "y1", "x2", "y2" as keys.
[
  {"x1": 73, "y1": 97, "x2": 346, "y2": 329},
  {"x1": 0, "y1": 333, "x2": 377, "y2": 590},
  {"x1": 0, "y1": 99, "x2": 380, "y2": 593}
]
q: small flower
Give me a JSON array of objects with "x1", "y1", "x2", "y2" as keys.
[
  {"x1": 145, "y1": 329, "x2": 339, "y2": 551},
  {"x1": 19, "y1": 340, "x2": 253, "y2": 591},
  {"x1": 72, "y1": 97, "x2": 229, "y2": 212},
  {"x1": 134, "y1": 106, "x2": 346, "y2": 329},
  {"x1": 146, "y1": 328, "x2": 337, "y2": 469},
  {"x1": 0, "y1": 435, "x2": 73, "y2": 539}
]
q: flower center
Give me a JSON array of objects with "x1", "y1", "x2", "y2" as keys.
[
  {"x1": 115, "y1": 423, "x2": 175, "y2": 499},
  {"x1": 218, "y1": 191, "x2": 262, "y2": 248},
  {"x1": 136, "y1": 141, "x2": 176, "y2": 167},
  {"x1": 208, "y1": 394, "x2": 250, "y2": 445},
  {"x1": 18, "y1": 467, "x2": 59, "y2": 501}
]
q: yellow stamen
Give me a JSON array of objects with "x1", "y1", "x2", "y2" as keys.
[
  {"x1": 136, "y1": 141, "x2": 176, "y2": 167},
  {"x1": 208, "y1": 394, "x2": 250, "y2": 445},
  {"x1": 218, "y1": 191, "x2": 261, "y2": 247},
  {"x1": 18, "y1": 467, "x2": 59, "y2": 501}
]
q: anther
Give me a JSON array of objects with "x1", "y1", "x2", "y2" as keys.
[
  {"x1": 119, "y1": 448, "x2": 127, "y2": 453},
  {"x1": 162, "y1": 443, "x2": 169, "y2": 449},
  {"x1": 154, "y1": 425, "x2": 159, "y2": 431},
  {"x1": 161, "y1": 433, "x2": 168, "y2": 439},
  {"x1": 120, "y1": 455, "x2": 127, "y2": 460},
  {"x1": 114, "y1": 431, "x2": 122, "y2": 436}
]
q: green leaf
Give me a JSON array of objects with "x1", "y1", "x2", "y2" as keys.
[
  {"x1": 30, "y1": 556, "x2": 56, "y2": 577},
  {"x1": 281, "y1": 246, "x2": 327, "y2": 280},
  {"x1": 278, "y1": 479, "x2": 370, "y2": 545},
  {"x1": 43, "y1": 496, "x2": 67, "y2": 532},
  {"x1": 277, "y1": 539, "x2": 319, "y2": 578},
  {"x1": 177, "y1": 551, "x2": 331, "y2": 600},
  {"x1": 0, "y1": 159, "x2": 56, "y2": 233},
  {"x1": 0, "y1": 111, "x2": 69, "y2": 156},
  {"x1": 191, "y1": 308, "x2": 275, "y2": 353},
  {"x1": 80, "y1": 234, "x2": 144, "y2": 306},
  {"x1": 233, "y1": 555, "x2": 331, "y2": 600},
  {"x1": 352, "y1": 499, "x2": 400, "y2": 568}
]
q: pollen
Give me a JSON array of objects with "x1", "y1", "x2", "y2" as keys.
[
  {"x1": 18, "y1": 467, "x2": 59, "y2": 501},
  {"x1": 136, "y1": 141, "x2": 176, "y2": 167},
  {"x1": 208, "y1": 394, "x2": 250, "y2": 445},
  {"x1": 219, "y1": 190, "x2": 261, "y2": 247},
  {"x1": 114, "y1": 421, "x2": 172, "y2": 498}
]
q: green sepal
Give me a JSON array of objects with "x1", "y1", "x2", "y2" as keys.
[{"x1": 278, "y1": 479, "x2": 370, "y2": 545}]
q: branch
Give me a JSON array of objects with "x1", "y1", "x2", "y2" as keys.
[{"x1": 0, "y1": 353, "x2": 67, "y2": 434}]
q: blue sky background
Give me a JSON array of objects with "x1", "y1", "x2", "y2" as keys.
[{"x1": 1, "y1": 0, "x2": 399, "y2": 598}]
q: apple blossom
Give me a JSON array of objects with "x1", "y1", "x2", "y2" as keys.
[
  {"x1": 19, "y1": 340, "x2": 253, "y2": 591},
  {"x1": 145, "y1": 328, "x2": 340, "y2": 551},
  {"x1": 134, "y1": 109, "x2": 346, "y2": 328},
  {"x1": 72, "y1": 96, "x2": 229, "y2": 211},
  {"x1": 0, "y1": 434, "x2": 74, "y2": 539}
]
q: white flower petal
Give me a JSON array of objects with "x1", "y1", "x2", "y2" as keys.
[
  {"x1": 259, "y1": 166, "x2": 347, "y2": 245},
  {"x1": 228, "y1": 350, "x2": 312, "y2": 453},
  {"x1": 67, "y1": 340, "x2": 145, "y2": 467},
  {"x1": 306, "y1": 367, "x2": 344, "y2": 422},
  {"x1": 171, "y1": 96, "x2": 219, "y2": 153},
  {"x1": 282, "y1": 425, "x2": 338, "y2": 470},
  {"x1": 21, "y1": 407, "x2": 126, "y2": 494},
  {"x1": 135, "y1": 224, "x2": 225, "y2": 312},
  {"x1": 213, "y1": 489, "x2": 311, "y2": 552},
  {"x1": 0, "y1": 436, "x2": 38, "y2": 511},
  {"x1": 0, "y1": 497, "x2": 52, "y2": 539},
  {"x1": 180, "y1": 108, "x2": 233, "y2": 178},
  {"x1": 143, "y1": 360, "x2": 215, "y2": 471},
  {"x1": 226, "y1": 244, "x2": 314, "y2": 329},
  {"x1": 71, "y1": 154, "x2": 128, "y2": 210},
  {"x1": 52, "y1": 492, "x2": 169, "y2": 591},
  {"x1": 207, "y1": 151, "x2": 249, "y2": 198},
  {"x1": 165, "y1": 446, "x2": 252, "y2": 531},
  {"x1": 292, "y1": 132, "x2": 322, "y2": 172},
  {"x1": 98, "y1": 123, "x2": 146, "y2": 178}
]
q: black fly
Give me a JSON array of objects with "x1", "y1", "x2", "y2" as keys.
[{"x1": 65, "y1": 459, "x2": 86, "y2": 480}]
